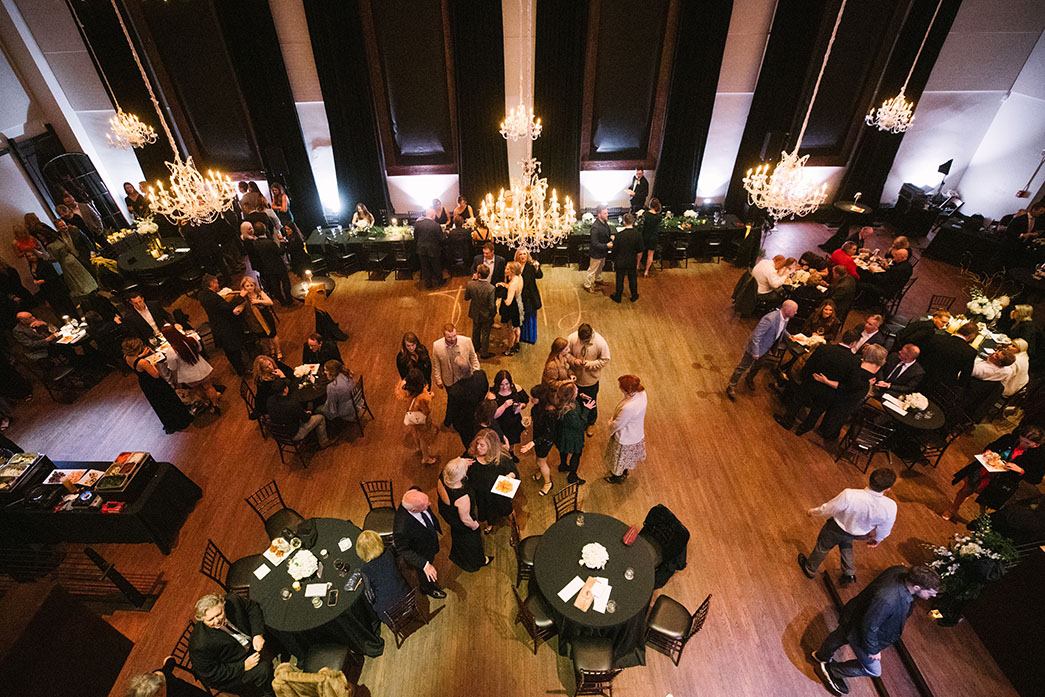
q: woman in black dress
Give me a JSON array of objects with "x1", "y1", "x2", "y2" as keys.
[
  {"x1": 436, "y1": 457, "x2": 491, "y2": 571},
  {"x1": 515, "y1": 249, "x2": 543, "y2": 345},
  {"x1": 487, "y1": 369, "x2": 528, "y2": 460},
  {"x1": 282, "y1": 221, "x2": 309, "y2": 277},
  {"x1": 497, "y1": 262, "x2": 524, "y2": 356},
  {"x1": 641, "y1": 197, "x2": 663, "y2": 277},
  {"x1": 466, "y1": 428, "x2": 519, "y2": 533},
  {"x1": 122, "y1": 337, "x2": 193, "y2": 434},
  {"x1": 123, "y1": 182, "x2": 150, "y2": 220},
  {"x1": 356, "y1": 530, "x2": 411, "y2": 626},
  {"x1": 523, "y1": 384, "x2": 557, "y2": 496},
  {"x1": 396, "y1": 331, "x2": 432, "y2": 386}
]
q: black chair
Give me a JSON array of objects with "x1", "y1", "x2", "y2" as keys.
[
  {"x1": 885, "y1": 276, "x2": 918, "y2": 318},
  {"x1": 671, "y1": 232, "x2": 690, "y2": 268},
  {"x1": 927, "y1": 294, "x2": 956, "y2": 313},
  {"x1": 360, "y1": 480, "x2": 395, "y2": 542},
  {"x1": 245, "y1": 480, "x2": 305, "y2": 540},
  {"x1": 200, "y1": 539, "x2": 261, "y2": 598},
  {"x1": 552, "y1": 241, "x2": 570, "y2": 266},
  {"x1": 835, "y1": 417, "x2": 895, "y2": 473},
  {"x1": 261, "y1": 416, "x2": 313, "y2": 468},
  {"x1": 553, "y1": 482, "x2": 579, "y2": 520},
  {"x1": 348, "y1": 375, "x2": 375, "y2": 437},
  {"x1": 701, "y1": 231, "x2": 726, "y2": 263},
  {"x1": 381, "y1": 588, "x2": 428, "y2": 648},
  {"x1": 239, "y1": 380, "x2": 267, "y2": 439},
  {"x1": 511, "y1": 586, "x2": 557, "y2": 654},
  {"x1": 638, "y1": 504, "x2": 689, "y2": 589},
  {"x1": 896, "y1": 429, "x2": 961, "y2": 470},
  {"x1": 22, "y1": 355, "x2": 81, "y2": 403},
  {"x1": 393, "y1": 241, "x2": 413, "y2": 280},
  {"x1": 645, "y1": 593, "x2": 712, "y2": 666},
  {"x1": 336, "y1": 242, "x2": 359, "y2": 275},
  {"x1": 170, "y1": 621, "x2": 221, "y2": 696},
  {"x1": 302, "y1": 643, "x2": 358, "y2": 674},
  {"x1": 509, "y1": 511, "x2": 541, "y2": 587},
  {"x1": 572, "y1": 637, "x2": 620, "y2": 696}
]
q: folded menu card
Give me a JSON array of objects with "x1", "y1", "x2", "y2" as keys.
[
  {"x1": 304, "y1": 583, "x2": 329, "y2": 597},
  {"x1": 558, "y1": 576, "x2": 585, "y2": 602},
  {"x1": 253, "y1": 564, "x2": 270, "y2": 580},
  {"x1": 591, "y1": 579, "x2": 612, "y2": 613}
]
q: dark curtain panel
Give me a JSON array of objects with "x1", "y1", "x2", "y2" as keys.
[
  {"x1": 724, "y1": 0, "x2": 829, "y2": 213},
  {"x1": 836, "y1": 0, "x2": 963, "y2": 206},
  {"x1": 212, "y1": 0, "x2": 323, "y2": 229},
  {"x1": 653, "y1": 0, "x2": 732, "y2": 209},
  {"x1": 532, "y1": 0, "x2": 589, "y2": 205},
  {"x1": 303, "y1": 0, "x2": 390, "y2": 221},
  {"x1": 450, "y1": 0, "x2": 509, "y2": 205}
]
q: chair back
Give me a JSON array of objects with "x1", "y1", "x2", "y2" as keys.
[
  {"x1": 200, "y1": 539, "x2": 232, "y2": 590},
  {"x1": 509, "y1": 511, "x2": 522, "y2": 549},
  {"x1": 352, "y1": 375, "x2": 368, "y2": 415},
  {"x1": 886, "y1": 276, "x2": 917, "y2": 316},
  {"x1": 239, "y1": 379, "x2": 256, "y2": 417},
  {"x1": 245, "y1": 479, "x2": 287, "y2": 522},
  {"x1": 382, "y1": 588, "x2": 426, "y2": 648},
  {"x1": 575, "y1": 669, "x2": 621, "y2": 696},
  {"x1": 171, "y1": 621, "x2": 214, "y2": 694},
  {"x1": 686, "y1": 593, "x2": 712, "y2": 640},
  {"x1": 266, "y1": 419, "x2": 300, "y2": 446},
  {"x1": 361, "y1": 480, "x2": 394, "y2": 511},
  {"x1": 512, "y1": 586, "x2": 537, "y2": 632},
  {"x1": 553, "y1": 483, "x2": 579, "y2": 520},
  {"x1": 927, "y1": 294, "x2": 956, "y2": 313}
]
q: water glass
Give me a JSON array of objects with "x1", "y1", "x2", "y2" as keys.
[
  {"x1": 575, "y1": 513, "x2": 585, "y2": 527},
  {"x1": 624, "y1": 567, "x2": 635, "y2": 581},
  {"x1": 311, "y1": 597, "x2": 323, "y2": 609},
  {"x1": 606, "y1": 600, "x2": 616, "y2": 614},
  {"x1": 280, "y1": 588, "x2": 291, "y2": 600},
  {"x1": 319, "y1": 548, "x2": 329, "y2": 559}
]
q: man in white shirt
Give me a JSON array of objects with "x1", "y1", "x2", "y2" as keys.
[
  {"x1": 567, "y1": 323, "x2": 610, "y2": 437},
  {"x1": 798, "y1": 468, "x2": 897, "y2": 586},
  {"x1": 850, "y1": 314, "x2": 885, "y2": 353},
  {"x1": 751, "y1": 254, "x2": 793, "y2": 297}
]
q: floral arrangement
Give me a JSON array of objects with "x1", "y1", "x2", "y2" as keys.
[
  {"x1": 790, "y1": 269, "x2": 810, "y2": 285},
  {"x1": 900, "y1": 392, "x2": 929, "y2": 411},
  {"x1": 926, "y1": 516, "x2": 1017, "y2": 605},
  {"x1": 135, "y1": 216, "x2": 159, "y2": 236},
  {"x1": 683, "y1": 209, "x2": 698, "y2": 219},
  {"x1": 286, "y1": 549, "x2": 319, "y2": 580},
  {"x1": 579, "y1": 542, "x2": 609, "y2": 569},
  {"x1": 353, "y1": 218, "x2": 372, "y2": 231},
  {"x1": 581, "y1": 212, "x2": 595, "y2": 225},
  {"x1": 966, "y1": 291, "x2": 1009, "y2": 322}
]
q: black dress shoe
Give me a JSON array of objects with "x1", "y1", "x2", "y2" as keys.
[
  {"x1": 609, "y1": 295, "x2": 622, "y2": 303},
  {"x1": 774, "y1": 414, "x2": 794, "y2": 430},
  {"x1": 426, "y1": 588, "x2": 447, "y2": 599},
  {"x1": 604, "y1": 474, "x2": 625, "y2": 484},
  {"x1": 567, "y1": 474, "x2": 586, "y2": 485},
  {"x1": 794, "y1": 425, "x2": 812, "y2": 436},
  {"x1": 629, "y1": 294, "x2": 639, "y2": 302},
  {"x1": 816, "y1": 660, "x2": 845, "y2": 696},
  {"x1": 839, "y1": 574, "x2": 856, "y2": 587},
  {"x1": 725, "y1": 386, "x2": 736, "y2": 401},
  {"x1": 797, "y1": 553, "x2": 815, "y2": 579}
]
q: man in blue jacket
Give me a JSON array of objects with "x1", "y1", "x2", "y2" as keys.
[
  {"x1": 584, "y1": 205, "x2": 613, "y2": 293},
  {"x1": 725, "y1": 299, "x2": 798, "y2": 400},
  {"x1": 815, "y1": 564, "x2": 940, "y2": 695}
]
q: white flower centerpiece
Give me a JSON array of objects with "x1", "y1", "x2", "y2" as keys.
[
  {"x1": 900, "y1": 392, "x2": 928, "y2": 411},
  {"x1": 581, "y1": 212, "x2": 595, "y2": 225},
  {"x1": 135, "y1": 216, "x2": 159, "y2": 236},
  {"x1": 579, "y1": 542, "x2": 609, "y2": 570},
  {"x1": 966, "y1": 292, "x2": 1009, "y2": 323},
  {"x1": 293, "y1": 365, "x2": 313, "y2": 378},
  {"x1": 353, "y1": 218, "x2": 372, "y2": 231},
  {"x1": 286, "y1": 549, "x2": 318, "y2": 581}
]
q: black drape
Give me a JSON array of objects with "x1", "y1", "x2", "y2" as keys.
[
  {"x1": 724, "y1": 0, "x2": 829, "y2": 214},
  {"x1": 450, "y1": 0, "x2": 509, "y2": 206},
  {"x1": 653, "y1": 0, "x2": 732, "y2": 209},
  {"x1": 302, "y1": 0, "x2": 390, "y2": 221},
  {"x1": 532, "y1": 0, "x2": 589, "y2": 205},
  {"x1": 212, "y1": 0, "x2": 323, "y2": 229},
  {"x1": 835, "y1": 0, "x2": 963, "y2": 207}
]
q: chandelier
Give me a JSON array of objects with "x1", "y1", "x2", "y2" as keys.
[
  {"x1": 866, "y1": 0, "x2": 944, "y2": 133},
  {"x1": 501, "y1": 0, "x2": 541, "y2": 142},
  {"x1": 742, "y1": 0, "x2": 849, "y2": 220},
  {"x1": 107, "y1": 108, "x2": 158, "y2": 149},
  {"x1": 109, "y1": 0, "x2": 235, "y2": 224},
  {"x1": 480, "y1": 158, "x2": 575, "y2": 250}
]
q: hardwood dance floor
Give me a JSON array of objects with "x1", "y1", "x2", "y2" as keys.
[{"x1": 5, "y1": 222, "x2": 1021, "y2": 697}]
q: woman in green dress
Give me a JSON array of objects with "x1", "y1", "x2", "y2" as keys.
[{"x1": 554, "y1": 383, "x2": 596, "y2": 486}]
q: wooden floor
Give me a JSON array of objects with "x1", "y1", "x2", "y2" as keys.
[{"x1": 5, "y1": 221, "x2": 1022, "y2": 697}]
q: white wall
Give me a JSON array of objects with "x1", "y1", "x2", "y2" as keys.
[
  {"x1": 386, "y1": 175, "x2": 458, "y2": 218},
  {"x1": 579, "y1": 170, "x2": 656, "y2": 210}
]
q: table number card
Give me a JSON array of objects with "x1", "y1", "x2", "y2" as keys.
[{"x1": 253, "y1": 564, "x2": 271, "y2": 580}]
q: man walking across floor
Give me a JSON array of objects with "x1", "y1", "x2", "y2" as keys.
[
  {"x1": 431, "y1": 323, "x2": 480, "y2": 427},
  {"x1": 584, "y1": 205, "x2": 613, "y2": 292},
  {"x1": 414, "y1": 208, "x2": 445, "y2": 290},
  {"x1": 609, "y1": 212, "x2": 642, "y2": 303},
  {"x1": 392, "y1": 488, "x2": 447, "y2": 599},
  {"x1": 726, "y1": 299, "x2": 798, "y2": 400},
  {"x1": 798, "y1": 467, "x2": 897, "y2": 587},
  {"x1": 465, "y1": 265, "x2": 496, "y2": 358},
  {"x1": 813, "y1": 565, "x2": 940, "y2": 695},
  {"x1": 567, "y1": 323, "x2": 610, "y2": 438}
]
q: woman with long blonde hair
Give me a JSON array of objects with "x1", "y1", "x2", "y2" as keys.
[
  {"x1": 466, "y1": 428, "x2": 518, "y2": 533},
  {"x1": 497, "y1": 261, "x2": 524, "y2": 355},
  {"x1": 238, "y1": 276, "x2": 281, "y2": 359}
]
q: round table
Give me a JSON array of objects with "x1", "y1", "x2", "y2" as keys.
[
  {"x1": 820, "y1": 201, "x2": 874, "y2": 253},
  {"x1": 882, "y1": 397, "x2": 946, "y2": 431},
  {"x1": 293, "y1": 376, "x2": 329, "y2": 407},
  {"x1": 834, "y1": 200, "x2": 873, "y2": 216},
  {"x1": 117, "y1": 238, "x2": 194, "y2": 278},
  {"x1": 291, "y1": 277, "x2": 335, "y2": 301},
  {"x1": 249, "y1": 517, "x2": 384, "y2": 658},
  {"x1": 532, "y1": 512, "x2": 656, "y2": 667}
]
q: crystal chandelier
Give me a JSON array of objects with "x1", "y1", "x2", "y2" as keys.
[
  {"x1": 501, "y1": 0, "x2": 541, "y2": 142},
  {"x1": 866, "y1": 0, "x2": 944, "y2": 133},
  {"x1": 742, "y1": 0, "x2": 849, "y2": 220},
  {"x1": 107, "y1": 108, "x2": 158, "y2": 149},
  {"x1": 110, "y1": 0, "x2": 235, "y2": 224},
  {"x1": 480, "y1": 158, "x2": 575, "y2": 250}
]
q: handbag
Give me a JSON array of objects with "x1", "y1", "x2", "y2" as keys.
[{"x1": 404, "y1": 396, "x2": 426, "y2": 426}]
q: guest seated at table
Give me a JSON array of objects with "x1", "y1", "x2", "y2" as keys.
[
  {"x1": 921, "y1": 321, "x2": 978, "y2": 389},
  {"x1": 251, "y1": 355, "x2": 285, "y2": 418},
  {"x1": 392, "y1": 488, "x2": 445, "y2": 599},
  {"x1": 266, "y1": 378, "x2": 331, "y2": 447},
  {"x1": 1007, "y1": 304, "x2": 1040, "y2": 370},
  {"x1": 802, "y1": 300, "x2": 841, "y2": 340},
  {"x1": 302, "y1": 332, "x2": 341, "y2": 366},
  {"x1": 452, "y1": 195, "x2": 474, "y2": 222},
  {"x1": 776, "y1": 328, "x2": 861, "y2": 434},
  {"x1": 471, "y1": 241, "x2": 505, "y2": 284},
  {"x1": 118, "y1": 290, "x2": 172, "y2": 344},
  {"x1": 239, "y1": 277, "x2": 281, "y2": 360},
  {"x1": 799, "y1": 250, "x2": 828, "y2": 272},
  {"x1": 830, "y1": 241, "x2": 860, "y2": 279},
  {"x1": 751, "y1": 254, "x2": 793, "y2": 302},
  {"x1": 444, "y1": 215, "x2": 472, "y2": 267},
  {"x1": 356, "y1": 530, "x2": 411, "y2": 626},
  {"x1": 162, "y1": 323, "x2": 221, "y2": 414},
  {"x1": 850, "y1": 314, "x2": 886, "y2": 353},
  {"x1": 466, "y1": 428, "x2": 518, "y2": 533},
  {"x1": 317, "y1": 360, "x2": 362, "y2": 424},
  {"x1": 396, "y1": 331, "x2": 432, "y2": 386},
  {"x1": 123, "y1": 337, "x2": 193, "y2": 434},
  {"x1": 896, "y1": 310, "x2": 950, "y2": 351},
  {"x1": 1005, "y1": 339, "x2": 1031, "y2": 397},
  {"x1": 436, "y1": 457, "x2": 491, "y2": 571},
  {"x1": 12, "y1": 311, "x2": 58, "y2": 361},
  {"x1": 858, "y1": 248, "x2": 912, "y2": 307},
  {"x1": 875, "y1": 344, "x2": 925, "y2": 395},
  {"x1": 943, "y1": 425, "x2": 1045, "y2": 521},
  {"x1": 966, "y1": 346, "x2": 1018, "y2": 420},
  {"x1": 790, "y1": 270, "x2": 827, "y2": 319},
  {"x1": 432, "y1": 198, "x2": 449, "y2": 226},
  {"x1": 826, "y1": 265, "x2": 857, "y2": 321},
  {"x1": 188, "y1": 593, "x2": 275, "y2": 697},
  {"x1": 351, "y1": 202, "x2": 374, "y2": 229},
  {"x1": 886, "y1": 235, "x2": 911, "y2": 260}
]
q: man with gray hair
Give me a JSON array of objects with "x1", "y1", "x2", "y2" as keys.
[
  {"x1": 414, "y1": 207, "x2": 445, "y2": 289},
  {"x1": 584, "y1": 205, "x2": 613, "y2": 292},
  {"x1": 124, "y1": 659, "x2": 209, "y2": 697},
  {"x1": 188, "y1": 593, "x2": 273, "y2": 696},
  {"x1": 393, "y1": 487, "x2": 445, "y2": 598}
]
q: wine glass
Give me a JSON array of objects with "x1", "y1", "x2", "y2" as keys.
[{"x1": 575, "y1": 513, "x2": 585, "y2": 527}]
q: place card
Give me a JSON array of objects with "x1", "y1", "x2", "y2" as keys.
[
  {"x1": 304, "y1": 582, "x2": 329, "y2": 597},
  {"x1": 253, "y1": 564, "x2": 270, "y2": 580},
  {"x1": 558, "y1": 576, "x2": 585, "y2": 602},
  {"x1": 591, "y1": 580, "x2": 612, "y2": 614},
  {"x1": 574, "y1": 577, "x2": 598, "y2": 611},
  {"x1": 338, "y1": 536, "x2": 353, "y2": 552},
  {"x1": 174, "y1": 247, "x2": 190, "y2": 253},
  {"x1": 883, "y1": 401, "x2": 908, "y2": 416}
]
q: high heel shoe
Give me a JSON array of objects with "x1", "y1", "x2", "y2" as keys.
[
  {"x1": 531, "y1": 472, "x2": 542, "y2": 482},
  {"x1": 481, "y1": 556, "x2": 494, "y2": 567},
  {"x1": 538, "y1": 481, "x2": 553, "y2": 496}
]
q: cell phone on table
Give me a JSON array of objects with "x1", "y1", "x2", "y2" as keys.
[{"x1": 327, "y1": 588, "x2": 339, "y2": 606}]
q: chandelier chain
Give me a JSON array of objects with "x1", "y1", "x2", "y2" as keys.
[
  {"x1": 901, "y1": 0, "x2": 944, "y2": 93},
  {"x1": 795, "y1": 0, "x2": 848, "y2": 149}
]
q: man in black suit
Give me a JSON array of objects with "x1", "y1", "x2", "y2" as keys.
[
  {"x1": 470, "y1": 241, "x2": 505, "y2": 284},
  {"x1": 188, "y1": 593, "x2": 274, "y2": 696},
  {"x1": 609, "y1": 212, "x2": 642, "y2": 303},
  {"x1": 776, "y1": 328, "x2": 862, "y2": 434},
  {"x1": 465, "y1": 266, "x2": 496, "y2": 358},
  {"x1": 814, "y1": 565, "x2": 940, "y2": 695},
  {"x1": 118, "y1": 290, "x2": 172, "y2": 343},
  {"x1": 266, "y1": 379, "x2": 331, "y2": 447},
  {"x1": 1001, "y1": 202, "x2": 1044, "y2": 268},
  {"x1": 921, "y1": 321, "x2": 978, "y2": 388},
  {"x1": 895, "y1": 310, "x2": 950, "y2": 351},
  {"x1": 875, "y1": 343, "x2": 925, "y2": 395},
  {"x1": 414, "y1": 208, "x2": 445, "y2": 289},
  {"x1": 198, "y1": 275, "x2": 249, "y2": 375},
  {"x1": 301, "y1": 332, "x2": 341, "y2": 365},
  {"x1": 251, "y1": 222, "x2": 293, "y2": 307},
  {"x1": 446, "y1": 356, "x2": 489, "y2": 447},
  {"x1": 626, "y1": 168, "x2": 649, "y2": 212},
  {"x1": 859, "y1": 248, "x2": 913, "y2": 306},
  {"x1": 393, "y1": 488, "x2": 446, "y2": 598},
  {"x1": 849, "y1": 314, "x2": 887, "y2": 353},
  {"x1": 584, "y1": 205, "x2": 613, "y2": 292}
]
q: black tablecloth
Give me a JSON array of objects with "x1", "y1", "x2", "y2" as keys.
[
  {"x1": 881, "y1": 398, "x2": 945, "y2": 431},
  {"x1": 117, "y1": 238, "x2": 194, "y2": 277},
  {"x1": 924, "y1": 224, "x2": 1002, "y2": 271},
  {"x1": 533, "y1": 512, "x2": 655, "y2": 667},
  {"x1": 0, "y1": 461, "x2": 201, "y2": 554},
  {"x1": 249, "y1": 518, "x2": 384, "y2": 658}
]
